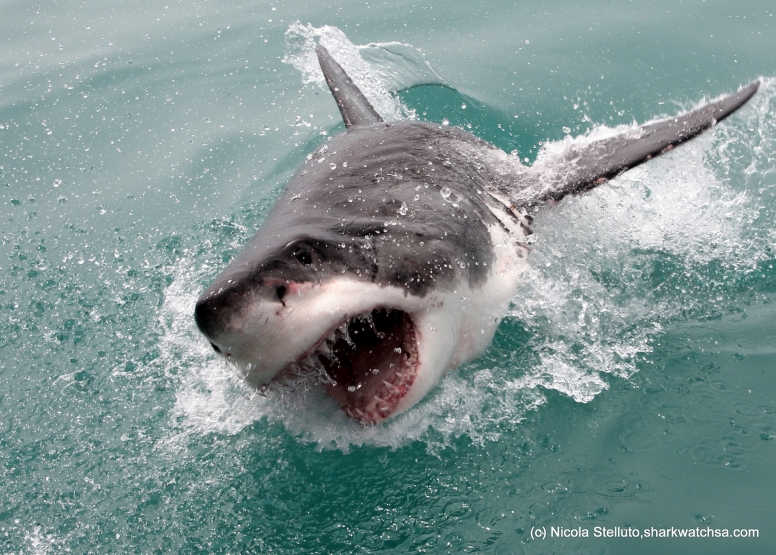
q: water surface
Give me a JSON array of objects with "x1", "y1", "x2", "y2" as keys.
[{"x1": 2, "y1": 0, "x2": 775, "y2": 553}]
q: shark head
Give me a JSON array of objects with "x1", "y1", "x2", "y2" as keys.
[
  {"x1": 194, "y1": 118, "x2": 523, "y2": 424},
  {"x1": 195, "y1": 249, "x2": 441, "y2": 423},
  {"x1": 193, "y1": 183, "x2": 515, "y2": 423}
]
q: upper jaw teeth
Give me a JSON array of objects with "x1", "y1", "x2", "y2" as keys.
[{"x1": 297, "y1": 324, "x2": 343, "y2": 362}]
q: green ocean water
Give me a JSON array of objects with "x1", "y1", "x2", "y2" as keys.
[{"x1": 2, "y1": 0, "x2": 776, "y2": 553}]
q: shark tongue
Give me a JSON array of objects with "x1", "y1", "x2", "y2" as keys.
[{"x1": 316, "y1": 308, "x2": 417, "y2": 423}]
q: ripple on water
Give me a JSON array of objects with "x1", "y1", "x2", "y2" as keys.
[{"x1": 677, "y1": 434, "x2": 753, "y2": 472}]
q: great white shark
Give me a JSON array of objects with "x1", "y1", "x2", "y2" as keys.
[{"x1": 194, "y1": 44, "x2": 758, "y2": 424}]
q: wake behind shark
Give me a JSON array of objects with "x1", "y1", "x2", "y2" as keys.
[{"x1": 194, "y1": 43, "x2": 758, "y2": 424}]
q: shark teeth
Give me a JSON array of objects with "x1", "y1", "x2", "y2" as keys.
[{"x1": 382, "y1": 380, "x2": 401, "y2": 394}]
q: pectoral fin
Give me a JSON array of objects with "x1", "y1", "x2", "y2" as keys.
[{"x1": 523, "y1": 81, "x2": 759, "y2": 205}]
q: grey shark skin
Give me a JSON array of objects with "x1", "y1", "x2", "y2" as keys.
[{"x1": 195, "y1": 43, "x2": 758, "y2": 424}]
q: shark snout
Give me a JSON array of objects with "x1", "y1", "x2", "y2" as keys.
[
  {"x1": 194, "y1": 284, "x2": 244, "y2": 341},
  {"x1": 194, "y1": 277, "x2": 286, "y2": 344}
]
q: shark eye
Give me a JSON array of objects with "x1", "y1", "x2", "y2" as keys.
[{"x1": 293, "y1": 247, "x2": 313, "y2": 266}]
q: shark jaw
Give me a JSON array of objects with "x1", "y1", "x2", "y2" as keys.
[{"x1": 293, "y1": 307, "x2": 419, "y2": 424}]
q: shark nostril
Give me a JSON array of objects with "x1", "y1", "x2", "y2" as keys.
[
  {"x1": 276, "y1": 285, "x2": 287, "y2": 301},
  {"x1": 210, "y1": 342, "x2": 222, "y2": 354}
]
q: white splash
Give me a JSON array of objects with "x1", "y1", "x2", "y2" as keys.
[
  {"x1": 283, "y1": 22, "x2": 445, "y2": 122},
  {"x1": 507, "y1": 79, "x2": 773, "y2": 404},
  {"x1": 24, "y1": 527, "x2": 53, "y2": 555}
]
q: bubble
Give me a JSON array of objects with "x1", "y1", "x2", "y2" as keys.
[{"x1": 440, "y1": 187, "x2": 459, "y2": 207}]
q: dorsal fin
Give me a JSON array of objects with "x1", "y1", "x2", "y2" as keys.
[{"x1": 316, "y1": 44, "x2": 383, "y2": 129}]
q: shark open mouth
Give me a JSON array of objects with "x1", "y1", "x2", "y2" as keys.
[{"x1": 299, "y1": 308, "x2": 418, "y2": 423}]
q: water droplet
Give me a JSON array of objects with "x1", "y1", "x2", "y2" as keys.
[
  {"x1": 342, "y1": 161, "x2": 347, "y2": 168},
  {"x1": 442, "y1": 119, "x2": 449, "y2": 126},
  {"x1": 413, "y1": 194, "x2": 420, "y2": 202},
  {"x1": 562, "y1": 126, "x2": 571, "y2": 134},
  {"x1": 330, "y1": 163, "x2": 336, "y2": 170},
  {"x1": 461, "y1": 103, "x2": 467, "y2": 109},
  {"x1": 53, "y1": 178, "x2": 62, "y2": 188},
  {"x1": 440, "y1": 187, "x2": 452, "y2": 201},
  {"x1": 398, "y1": 202, "x2": 408, "y2": 216}
]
